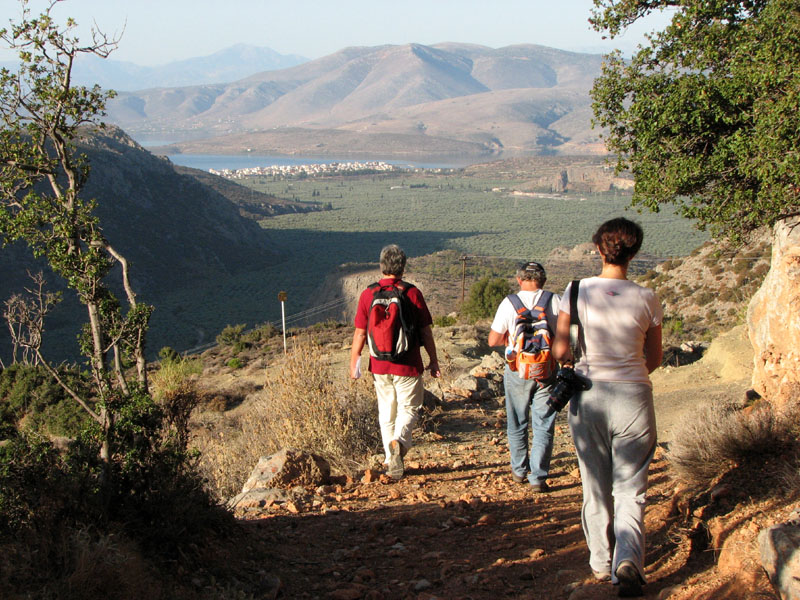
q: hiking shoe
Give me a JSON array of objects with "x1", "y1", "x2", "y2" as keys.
[
  {"x1": 511, "y1": 472, "x2": 526, "y2": 484},
  {"x1": 530, "y1": 481, "x2": 550, "y2": 493},
  {"x1": 616, "y1": 561, "x2": 643, "y2": 597},
  {"x1": 387, "y1": 440, "x2": 404, "y2": 480},
  {"x1": 592, "y1": 569, "x2": 611, "y2": 582}
]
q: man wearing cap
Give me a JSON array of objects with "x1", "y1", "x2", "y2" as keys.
[{"x1": 488, "y1": 262, "x2": 560, "y2": 492}]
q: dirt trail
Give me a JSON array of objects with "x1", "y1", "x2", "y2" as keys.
[
  {"x1": 651, "y1": 325, "x2": 754, "y2": 444},
  {"x1": 234, "y1": 324, "x2": 776, "y2": 599}
]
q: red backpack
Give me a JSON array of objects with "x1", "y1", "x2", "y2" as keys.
[{"x1": 366, "y1": 281, "x2": 417, "y2": 362}]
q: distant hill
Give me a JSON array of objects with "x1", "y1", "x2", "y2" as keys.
[
  {"x1": 0, "y1": 44, "x2": 308, "y2": 92},
  {"x1": 104, "y1": 43, "x2": 606, "y2": 157},
  {"x1": 0, "y1": 126, "x2": 319, "y2": 361}
]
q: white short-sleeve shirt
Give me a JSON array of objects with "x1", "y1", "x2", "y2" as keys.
[
  {"x1": 559, "y1": 277, "x2": 662, "y2": 385},
  {"x1": 490, "y1": 289, "x2": 561, "y2": 351}
]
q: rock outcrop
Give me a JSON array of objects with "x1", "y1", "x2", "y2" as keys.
[
  {"x1": 747, "y1": 217, "x2": 800, "y2": 405},
  {"x1": 759, "y1": 520, "x2": 800, "y2": 600}
]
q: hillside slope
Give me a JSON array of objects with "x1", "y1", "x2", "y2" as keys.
[{"x1": 0, "y1": 126, "x2": 314, "y2": 361}]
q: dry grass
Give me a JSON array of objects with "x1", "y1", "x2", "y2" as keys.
[
  {"x1": 195, "y1": 337, "x2": 380, "y2": 500},
  {"x1": 149, "y1": 357, "x2": 203, "y2": 401},
  {"x1": 669, "y1": 399, "x2": 798, "y2": 486}
]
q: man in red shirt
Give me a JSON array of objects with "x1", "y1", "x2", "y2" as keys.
[{"x1": 349, "y1": 244, "x2": 440, "y2": 480}]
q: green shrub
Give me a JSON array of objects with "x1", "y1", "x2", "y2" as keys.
[
  {"x1": 216, "y1": 324, "x2": 246, "y2": 347},
  {"x1": 462, "y1": 277, "x2": 511, "y2": 322},
  {"x1": 227, "y1": 358, "x2": 243, "y2": 369},
  {"x1": 639, "y1": 269, "x2": 657, "y2": 281},
  {"x1": 0, "y1": 432, "x2": 70, "y2": 535},
  {"x1": 0, "y1": 365, "x2": 92, "y2": 438},
  {"x1": 694, "y1": 290, "x2": 715, "y2": 306},
  {"x1": 663, "y1": 316, "x2": 684, "y2": 336},
  {"x1": 158, "y1": 346, "x2": 180, "y2": 363},
  {"x1": 150, "y1": 357, "x2": 203, "y2": 403},
  {"x1": 243, "y1": 322, "x2": 280, "y2": 345},
  {"x1": 433, "y1": 315, "x2": 457, "y2": 327}
]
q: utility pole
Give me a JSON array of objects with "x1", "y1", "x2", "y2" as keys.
[
  {"x1": 278, "y1": 291, "x2": 288, "y2": 353},
  {"x1": 460, "y1": 255, "x2": 469, "y2": 306}
]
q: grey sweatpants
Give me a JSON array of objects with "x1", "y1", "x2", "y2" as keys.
[{"x1": 568, "y1": 380, "x2": 656, "y2": 583}]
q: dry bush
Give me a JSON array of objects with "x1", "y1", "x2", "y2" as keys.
[
  {"x1": 197, "y1": 339, "x2": 379, "y2": 500},
  {"x1": 1, "y1": 525, "x2": 160, "y2": 600},
  {"x1": 669, "y1": 400, "x2": 797, "y2": 486}
]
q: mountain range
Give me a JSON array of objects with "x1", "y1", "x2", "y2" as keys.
[
  {"x1": 103, "y1": 43, "x2": 607, "y2": 158},
  {"x1": 75, "y1": 44, "x2": 308, "y2": 91}
]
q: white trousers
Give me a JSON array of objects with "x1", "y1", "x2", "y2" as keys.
[{"x1": 373, "y1": 373, "x2": 423, "y2": 461}]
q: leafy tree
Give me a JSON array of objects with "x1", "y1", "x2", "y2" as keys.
[
  {"x1": 591, "y1": 0, "x2": 800, "y2": 241},
  {"x1": 0, "y1": 3, "x2": 151, "y2": 472},
  {"x1": 462, "y1": 277, "x2": 511, "y2": 321}
]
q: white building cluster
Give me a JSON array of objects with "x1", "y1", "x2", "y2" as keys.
[{"x1": 210, "y1": 161, "x2": 397, "y2": 180}]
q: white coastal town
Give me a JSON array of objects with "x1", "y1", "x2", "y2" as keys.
[{"x1": 209, "y1": 160, "x2": 399, "y2": 180}]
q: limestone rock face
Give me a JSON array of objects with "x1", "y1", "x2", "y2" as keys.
[{"x1": 747, "y1": 217, "x2": 800, "y2": 404}]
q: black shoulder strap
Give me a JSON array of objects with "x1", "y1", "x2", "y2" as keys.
[
  {"x1": 569, "y1": 281, "x2": 579, "y2": 325},
  {"x1": 395, "y1": 280, "x2": 415, "y2": 296},
  {"x1": 569, "y1": 280, "x2": 583, "y2": 361}
]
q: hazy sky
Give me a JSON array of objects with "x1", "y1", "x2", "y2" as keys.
[{"x1": 3, "y1": 0, "x2": 673, "y2": 65}]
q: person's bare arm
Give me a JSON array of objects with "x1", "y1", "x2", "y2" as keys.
[
  {"x1": 419, "y1": 324, "x2": 440, "y2": 377},
  {"x1": 350, "y1": 327, "x2": 367, "y2": 378},
  {"x1": 644, "y1": 324, "x2": 663, "y2": 374},
  {"x1": 552, "y1": 310, "x2": 572, "y2": 364},
  {"x1": 488, "y1": 328, "x2": 508, "y2": 348}
]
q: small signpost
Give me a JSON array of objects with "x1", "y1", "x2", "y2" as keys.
[{"x1": 278, "y1": 291, "x2": 288, "y2": 353}]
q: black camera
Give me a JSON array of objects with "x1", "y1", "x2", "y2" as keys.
[{"x1": 546, "y1": 366, "x2": 589, "y2": 415}]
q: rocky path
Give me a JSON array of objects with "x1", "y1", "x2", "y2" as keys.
[
  {"x1": 234, "y1": 388, "x2": 776, "y2": 600},
  {"x1": 216, "y1": 324, "x2": 783, "y2": 599}
]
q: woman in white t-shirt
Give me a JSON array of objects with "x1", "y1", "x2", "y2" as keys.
[{"x1": 553, "y1": 218, "x2": 662, "y2": 598}]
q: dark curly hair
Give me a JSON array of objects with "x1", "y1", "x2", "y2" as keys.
[{"x1": 592, "y1": 218, "x2": 644, "y2": 266}]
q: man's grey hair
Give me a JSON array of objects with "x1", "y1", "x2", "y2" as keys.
[
  {"x1": 516, "y1": 261, "x2": 546, "y2": 286},
  {"x1": 380, "y1": 244, "x2": 407, "y2": 277}
]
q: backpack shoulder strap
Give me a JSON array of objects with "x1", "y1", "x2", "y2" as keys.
[
  {"x1": 537, "y1": 290, "x2": 553, "y2": 307},
  {"x1": 533, "y1": 290, "x2": 554, "y2": 332},
  {"x1": 533, "y1": 290, "x2": 554, "y2": 313},
  {"x1": 394, "y1": 280, "x2": 416, "y2": 296},
  {"x1": 506, "y1": 293, "x2": 529, "y2": 317}
]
